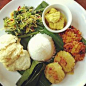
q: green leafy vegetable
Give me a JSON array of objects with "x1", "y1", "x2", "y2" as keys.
[
  {"x1": 23, "y1": 63, "x2": 45, "y2": 86},
  {"x1": 16, "y1": 61, "x2": 39, "y2": 86},
  {"x1": 37, "y1": 71, "x2": 51, "y2": 86},
  {"x1": 18, "y1": 70, "x2": 25, "y2": 75},
  {"x1": 41, "y1": 1, "x2": 49, "y2": 8},
  {"x1": 14, "y1": 11, "x2": 20, "y2": 34},
  {"x1": 35, "y1": 1, "x2": 48, "y2": 10},
  {"x1": 81, "y1": 37, "x2": 86, "y2": 52},
  {"x1": 4, "y1": 6, "x2": 42, "y2": 36},
  {"x1": 24, "y1": 75, "x2": 40, "y2": 86},
  {"x1": 36, "y1": 8, "x2": 45, "y2": 13},
  {"x1": 35, "y1": 1, "x2": 48, "y2": 15},
  {"x1": 81, "y1": 37, "x2": 86, "y2": 45},
  {"x1": 20, "y1": 37, "x2": 31, "y2": 50}
]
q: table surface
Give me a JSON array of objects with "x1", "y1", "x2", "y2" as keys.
[
  {"x1": 0, "y1": 0, "x2": 86, "y2": 86},
  {"x1": 0, "y1": 0, "x2": 86, "y2": 10}
]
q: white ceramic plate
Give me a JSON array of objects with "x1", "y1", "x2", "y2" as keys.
[{"x1": 0, "y1": 0, "x2": 86, "y2": 86}]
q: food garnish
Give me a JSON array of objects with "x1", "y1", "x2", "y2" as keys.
[{"x1": 3, "y1": 6, "x2": 42, "y2": 36}]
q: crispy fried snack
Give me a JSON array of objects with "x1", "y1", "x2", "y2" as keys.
[
  {"x1": 60, "y1": 26, "x2": 82, "y2": 44},
  {"x1": 64, "y1": 41, "x2": 86, "y2": 61}
]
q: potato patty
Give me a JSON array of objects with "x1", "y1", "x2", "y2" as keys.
[
  {"x1": 54, "y1": 51, "x2": 75, "y2": 73},
  {"x1": 45, "y1": 62, "x2": 65, "y2": 84},
  {"x1": 60, "y1": 26, "x2": 82, "y2": 44},
  {"x1": 64, "y1": 41, "x2": 86, "y2": 61}
]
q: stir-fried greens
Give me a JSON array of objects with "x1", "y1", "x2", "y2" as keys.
[{"x1": 3, "y1": 6, "x2": 42, "y2": 36}]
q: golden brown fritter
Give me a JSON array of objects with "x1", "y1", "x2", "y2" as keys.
[
  {"x1": 45, "y1": 62, "x2": 65, "y2": 84},
  {"x1": 60, "y1": 26, "x2": 82, "y2": 44},
  {"x1": 64, "y1": 41, "x2": 86, "y2": 61},
  {"x1": 54, "y1": 51, "x2": 75, "y2": 73}
]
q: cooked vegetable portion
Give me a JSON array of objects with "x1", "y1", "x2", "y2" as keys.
[
  {"x1": 3, "y1": 6, "x2": 42, "y2": 36},
  {"x1": 45, "y1": 62, "x2": 65, "y2": 84},
  {"x1": 45, "y1": 8, "x2": 66, "y2": 30},
  {"x1": 64, "y1": 41, "x2": 86, "y2": 61},
  {"x1": 54, "y1": 51, "x2": 75, "y2": 73}
]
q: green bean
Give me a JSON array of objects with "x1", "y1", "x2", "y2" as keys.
[
  {"x1": 18, "y1": 31, "x2": 39, "y2": 38},
  {"x1": 14, "y1": 11, "x2": 21, "y2": 34}
]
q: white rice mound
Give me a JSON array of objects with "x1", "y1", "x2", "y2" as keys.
[{"x1": 28, "y1": 33, "x2": 55, "y2": 61}]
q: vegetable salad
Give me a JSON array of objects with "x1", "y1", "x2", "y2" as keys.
[{"x1": 3, "y1": 6, "x2": 42, "y2": 36}]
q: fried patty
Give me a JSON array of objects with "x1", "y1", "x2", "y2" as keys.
[
  {"x1": 45, "y1": 62, "x2": 65, "y2": 84},
  {"x1": 54, "y1": 51, "x2": 75, "y2": 73},
  {"x1": 60, "y1": 26, "x2": 82, "y2": 44},
  {"x1": 64, "y1": 41, "x2": 86, "y2": 61}
]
